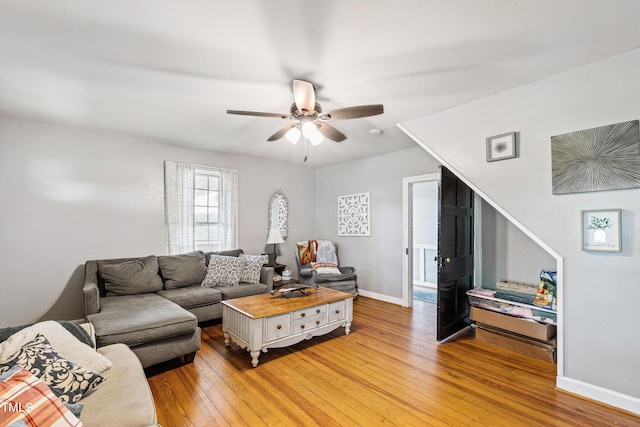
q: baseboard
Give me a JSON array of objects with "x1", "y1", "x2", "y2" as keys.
[
  {"x1": 357, "y1": 289, "x2": 402, "y2": 306},
  {"x1": 556, "y1": 376, "x2": 640, "y2": 415}
]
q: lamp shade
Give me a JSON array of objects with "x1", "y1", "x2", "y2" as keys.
[{"x1": 266, "y1": 228, "x2": 285, "y2": 244}]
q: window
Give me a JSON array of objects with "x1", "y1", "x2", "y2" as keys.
[
  {"x1": 194, "y1": 169, "x2": 222, "y2": 251},
  {"x1": 164, "y1": 161, "x2": 238, "y2": 255}
]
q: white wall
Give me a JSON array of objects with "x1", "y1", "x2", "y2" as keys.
[
  {"x1": 315, "y1": 146, "x2": 440, "y2": 299},
  {"x1": 481, "y1": 199, "x2": 557, "y2": 288},
  {"x1": 413, "y1": 181, "x2": 438, "y2": 246},
  {"x1": 401, "y1": 49, "x2": 640, "y2": 405},
  {"x1": 0, "y1": 116, "x2": 316, "y2": 324}
]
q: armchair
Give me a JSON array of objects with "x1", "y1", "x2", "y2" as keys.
[{"x1": 295, "y1": 240, "x2": 357, "y2": 295}]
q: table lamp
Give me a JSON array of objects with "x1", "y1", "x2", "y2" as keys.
[{"x1": 265, "y1": 227, "x2": 284, "y2": 266}]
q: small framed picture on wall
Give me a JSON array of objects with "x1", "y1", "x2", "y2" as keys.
[
  {"x1": 486, "y1": 132, "x2": 517, "y2": 162},
  {"x1": 581, "y1": 208, "x2": 621, "y2": 252}
]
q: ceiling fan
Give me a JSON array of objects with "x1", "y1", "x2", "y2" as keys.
[{"x1": 227, "y1": 80, "x2": 384, "y2": 145}]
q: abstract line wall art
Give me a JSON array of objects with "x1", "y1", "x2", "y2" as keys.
[
  {"x1": 338, "y1": 192, "x2": 371, "y2": 236},
  {"x1": 551, "y1": 120, "x2": 640, "y2": 195}
]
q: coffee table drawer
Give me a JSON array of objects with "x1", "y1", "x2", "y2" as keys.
[
  {"x1": 328, "y1": 301, "x2": 346, "y2": 322},
  {"x1": 293, "y1": 316, "x2": 326, "y2": 333},
  {"x1": 265, "y1": 314, "x2": 291, "y2": 342},
  {"x1": 293, "y1": 306, "x2": 326, "y2": 320}
]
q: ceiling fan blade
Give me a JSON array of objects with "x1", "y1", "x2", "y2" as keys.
[
  {"x1": 292, "y1": 80, "x2": 316, "y2": 115},
  {"x1": 227, "y1": 110, "x2": 292, "y2": 119},
  {"x1": 316, "y1": 122, "x2": 347, "y2": 142},
  {"x1": 322, "y1": 104, "x2": 384, "y2": 120},
  {"x1": 267, "y1": 123, "x2": 297, "y2": 141}
]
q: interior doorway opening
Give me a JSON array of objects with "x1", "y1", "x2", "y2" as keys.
[
  {"x1": 411, "y1": 180, "x2": 438, "y2": 306},
  {"x1": 402, "y1": 173, "x2": 438, "y2": 308},
  {"x1": 403, "y1": 169, "x2": 477, "y2": 342}
]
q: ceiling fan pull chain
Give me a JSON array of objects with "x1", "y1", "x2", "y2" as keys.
[{"x1": 303, "y1": 138, "x2": 309, "y2": 162}]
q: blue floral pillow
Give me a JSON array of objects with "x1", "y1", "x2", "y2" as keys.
[{"x1": 0, "y1": 334, "x2": 104, "y2": 403}]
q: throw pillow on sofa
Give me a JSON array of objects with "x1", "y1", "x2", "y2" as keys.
[
  {"x1": 0, "y1": 334, "x2": 104, "y2": 403},
  {"x1": 158, "y1": 251, "x2": 207, "y2": 290},
  {"x1": 201, "y1": 255, "x2": 244, "y2": 287},
  {"x1": 239, "y1": 254, "x2": 267, "y2": 284},
  {"x1": 0, "y1": 321, "x2": 112, "y2": 374},
  {"x1": 0, "y1": 365, "x2": 82, "y2": 426},
  {"x1": 99, "y1": 255, "x2": 164, "y2": 295}
]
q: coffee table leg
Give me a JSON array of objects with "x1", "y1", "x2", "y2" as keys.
[
  {"x1": 345, "y1": 321, "x2": 351, "y2": 335},
  {"x1": 223, "y1": 331, "x2": 230, "y2": 346},
  {"x1": 250, "y1": 350, "x2": 261, "y2": 367}
]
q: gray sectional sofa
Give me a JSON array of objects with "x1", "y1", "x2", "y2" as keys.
[{"x1": 83, "y1": 249, "x2": 274, "y2": 368}]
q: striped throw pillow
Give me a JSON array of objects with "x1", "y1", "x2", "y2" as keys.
[{"x1": 0, "y1": 365, "x2": 82, "y2": 427}]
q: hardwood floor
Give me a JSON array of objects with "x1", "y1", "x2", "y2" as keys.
[{"x1": 146, "y1": 297, "x2": 639, "y2": 426}]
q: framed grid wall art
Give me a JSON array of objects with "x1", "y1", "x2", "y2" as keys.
[{"x1": 338, "y1": 192, "x2": 371, "y2": 236}]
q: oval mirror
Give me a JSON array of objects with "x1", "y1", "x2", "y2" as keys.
[{"x1": 268, "y1": 190, "x2": 288, "y2": 240}]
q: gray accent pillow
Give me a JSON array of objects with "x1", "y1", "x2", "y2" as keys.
[
  {"x1": 158, "y1": 251, "x2": 207, "y2": 290},
  {"x1": 201, "y1": 255, "x2": 244, "y2": 287},
  {"x1": 239, "y1": 254, "x2": 266, "y2": 284},
  {"x1": 100, "y1": 256, "x2": 164, "y2": 295}
]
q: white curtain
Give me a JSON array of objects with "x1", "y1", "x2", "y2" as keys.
[
  {"x1": 220, "y1": 168, "x2": 238, "y2": 250},
  {"x1": 164, "y1": 161, "x2": 238, "y2": 255},
  {"x1": 164, "y1": 161, "x2": 195, "y2": 255}
]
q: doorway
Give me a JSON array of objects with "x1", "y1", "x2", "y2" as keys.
[
  {"x1": 403, "y1": 168, "x2": 476, "y2": 341},
  {"x1": 411, "y1": 180, "x2": 438, "y2": 305},
  {"x1": 402, "y1": 173, "x2": 438, "y2": 308}
]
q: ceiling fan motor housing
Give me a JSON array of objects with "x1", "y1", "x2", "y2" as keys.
[{"x1": 289, "y1": 102, "x2": 322, "y2": 118}]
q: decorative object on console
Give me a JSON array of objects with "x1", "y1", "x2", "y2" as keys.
[
  {"x1": 581, "y1": 209, "x2": 621, "y2": 253},
  {"x1": 551, "y1": 120, "x2": 640, "y2": 194},
  {"x1": 486, "y1": 132, "x2": 517, "y2": 162},
  {"x1": 270, "y1": 285, "x2": 315, "y2": 298},
  {"x1": 338, "y1": 192, "x2": 371, "y2": 236}
]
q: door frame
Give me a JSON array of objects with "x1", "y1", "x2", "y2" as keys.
[
  {"x1": 402, "y1": 173, "x2": 438, "y2": 308},
  {"x1": 402, "y1": 173, "x2": 483, "y2": 308}
]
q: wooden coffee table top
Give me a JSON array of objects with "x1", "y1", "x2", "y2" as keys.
[{"x1": 222, "y1": 286, "x2": 353, "y2": 319}]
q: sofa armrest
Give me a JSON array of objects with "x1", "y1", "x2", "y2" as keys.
[
  {"x1": 339, "y1": 266, "x2": 355, "y2": 275},
  {"x1": 260, "y1": 266, "x2": 274, "y2": 292},
  {"x1": 83, "y1": 261, "x2": 100, "y2": 317}
]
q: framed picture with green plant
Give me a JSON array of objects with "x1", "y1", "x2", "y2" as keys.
[{"x1": 581, "y1": 209, "x2": 621, "y2": 252}]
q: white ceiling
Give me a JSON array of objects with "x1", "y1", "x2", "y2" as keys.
[{"x1": 2, "y1": 1, "x2": 640, "y2": 166}]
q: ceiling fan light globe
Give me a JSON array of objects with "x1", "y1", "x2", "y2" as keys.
[
  {"x1": 310, "y1": 132, "x2": 324, "y2": 146},
  {"x1": 301, "y1": 121, "x2": 316, "y2": 138},
  {"x1": 285, "y1": 126, "x2": 301, "y2": 144}
]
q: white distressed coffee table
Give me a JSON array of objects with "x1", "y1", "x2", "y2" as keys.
[{"x1": 222, "y1": 286, "x2": 354, "y2": 367}]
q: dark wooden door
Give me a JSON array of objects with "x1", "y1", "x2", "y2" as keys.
[{"x1": 436, "y1": 166, "x2": 474, "y2": 341}]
